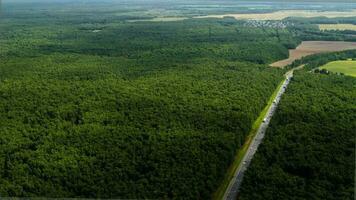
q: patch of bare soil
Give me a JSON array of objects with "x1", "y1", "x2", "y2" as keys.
[{"x1": 270, "y1": 41, "x2": 356, "y2": 68}]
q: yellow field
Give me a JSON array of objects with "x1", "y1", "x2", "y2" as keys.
[
  {"x1": 319, "y1": 24, "x2": 356, "y2": 31},
  {"x1": 127, "y1": 9, "x2": 356, "y2": 23},
  {"x1": 320, "y1": 60, "x2": 356, "y2": 77},
  {"x1": 128, "y1": 17, "x2": 188, "y2": 22},
  {"x1": 196, "y1": 10, "x2": 356, "y2": 21}
]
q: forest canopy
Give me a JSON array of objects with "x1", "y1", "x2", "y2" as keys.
[
  {"x1": 0, "y1": 1, "x2": 355, "y2": 199},
  {"x1": 239, "y1": 72, "x2": 356, "y2": 200},
  {"x1": 0, "y1": 4, "x2": 290, "y2": 199}
]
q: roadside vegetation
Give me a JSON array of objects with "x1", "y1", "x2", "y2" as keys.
[
  {"x1": 240, "y1": 48, "x2": 356, "y2": 200},
  {"x1": 239, "y1": 71, "x2": 356, "y2": 200},
  {"x1": 213, "y1": 79, "x2": 285, "y2": 200}
]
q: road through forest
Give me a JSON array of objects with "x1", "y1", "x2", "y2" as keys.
[{"x1": 222, "y1": 70, "x2": 294, "y2": 200}]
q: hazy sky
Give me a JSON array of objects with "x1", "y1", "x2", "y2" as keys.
[
  {"x1": 4, "y1": 0, "x2": 356, "y2": 2},
  {"x1": 2, "y1": 0, "x2": 355, "y2": 9}
]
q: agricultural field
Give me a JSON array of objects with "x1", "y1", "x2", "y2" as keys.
[
  {"x1": 196, "y1": 10, "x2": 356, "y2": 21},
  {"x1": 127, "y1": 17, "x2": 188, "y2": 22},
  {"x1": 270, "y1": 41, "x2": 356, "y2": 67},
  {"x1": 320, "y1": 60, "x2": 356, "y2": 77},
  {"x1": 239, "y1": 71, "x2": 356, "y2": 200},
  {"x1": 319, "y1": 24, "x2": 356, "y2": 31}
]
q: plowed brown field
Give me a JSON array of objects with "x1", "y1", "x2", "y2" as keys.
[{"x1": 270, "y1": 41, "x2": 356, "y2": 68}]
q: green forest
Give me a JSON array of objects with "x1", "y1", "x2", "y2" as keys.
[
  {"x1": 239, "y1": 71, "x2": 356, "y2": 200},
  {"x1": 0, "y1": 3, "x2": 291, "y2": 199},
  {"x1": 0, "y1": 1, "x2": 355, "y2": 199}
]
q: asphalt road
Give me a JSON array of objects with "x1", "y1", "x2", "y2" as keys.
[{"x1": 223, "y1": 71, "x2": 293, "y2": 200}]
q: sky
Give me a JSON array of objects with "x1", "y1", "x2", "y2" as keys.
[{"x1": 4, "y1": 0, "x2": 356, "y2": 2}]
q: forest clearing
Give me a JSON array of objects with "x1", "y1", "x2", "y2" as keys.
[{"x1": 320, "y1": 60, "x2": 356, "y2": 77}]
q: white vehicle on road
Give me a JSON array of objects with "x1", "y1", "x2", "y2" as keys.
[{"x1": 224, "y1": 69, "x2": 296, "y2": 200}]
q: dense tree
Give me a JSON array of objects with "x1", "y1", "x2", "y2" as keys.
[
  {"x1": 0, "y1": 3, "x2": 290, "y2": 199},
  {"x1": 239, "y1": 72, "x2": 356, "y2": 200},
  {"x1": 0, "y1": 1, "x2": 354, "y2": 199}
]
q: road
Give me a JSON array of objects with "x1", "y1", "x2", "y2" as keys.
[{"x1": 223, "y1": 71, "x2": 294, "y2": 200}]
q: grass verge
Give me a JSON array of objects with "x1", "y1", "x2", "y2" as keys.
[{"x1": 212, "y1": 78, "x2": 285, "y2": 200}]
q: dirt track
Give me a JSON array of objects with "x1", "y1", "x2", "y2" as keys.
[{"x1": 270, "y1": 41, "x2": 356, "y2": 68}]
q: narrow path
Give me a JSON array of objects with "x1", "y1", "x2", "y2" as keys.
[{"x1": 222, "y1": 71, "x2": 294, "y2": 200}]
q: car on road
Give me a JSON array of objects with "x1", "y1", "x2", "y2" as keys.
[{"x1": 263, "y1": 118, "x2": 267, "y2": 123}]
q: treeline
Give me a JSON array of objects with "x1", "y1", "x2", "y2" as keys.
[
  {"x1": 289, "y1": 27, "x2": 356, "y2": 42},
  {"x1": 285, "y1": 17, "x2": 356, "y2": 42},
  {"x1": 286, "y1": 16, "x2": 356, "y2": 25},
  {"x1": 287, "y1": 50, "x2": 356, "y2": 71},
  {"x1": 239, "y1": 72, "x2": 356, "y2": 200},
  {"x1": 40, "y1": 19, "x2": 296, "y2": 65},
  {"x1": 0, "y1": 14, "x2": 299, "y2": 67}
]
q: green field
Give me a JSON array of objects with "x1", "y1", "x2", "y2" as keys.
[{"x1": 320, "y1": 60, "x2": 356, "y2": 77}]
